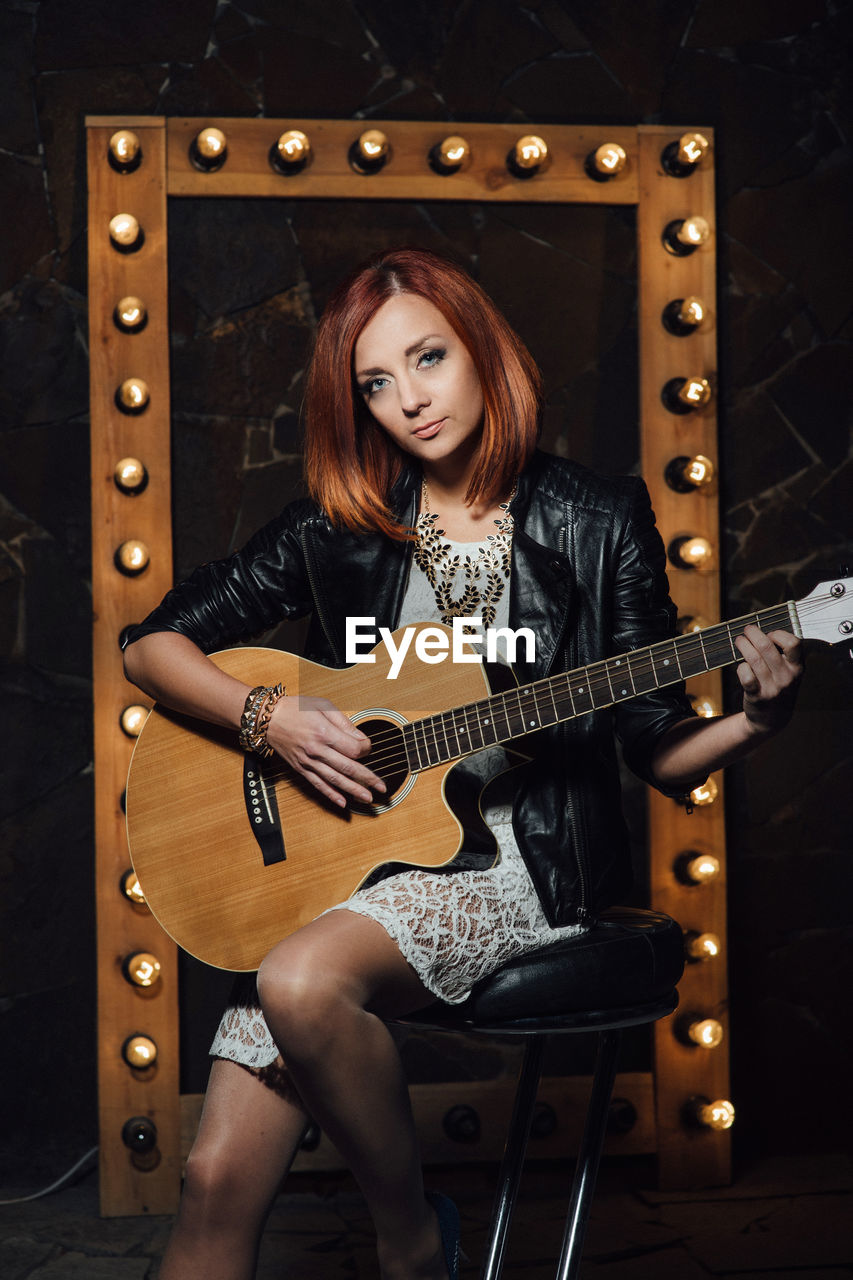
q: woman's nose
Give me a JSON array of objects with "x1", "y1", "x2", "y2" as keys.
[{"x1": 398, "y1": 376, "x2": 430, "y2": 416}]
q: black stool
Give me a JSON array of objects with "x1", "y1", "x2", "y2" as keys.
[{"x1": 400, "y1": 906, "x2": 684, "y2": 1279}]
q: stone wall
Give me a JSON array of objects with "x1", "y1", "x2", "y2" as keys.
[{"x1": 1, "y1": 0, "x2": 851, "y2": 1180}]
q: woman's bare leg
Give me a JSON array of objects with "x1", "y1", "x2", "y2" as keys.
[
  {"x1": 256, "y1": 909, "x2": 448, "y2": 1280},
  {"x1": 158, "y1": 1057, "x2": 309, "y2": 1280}
]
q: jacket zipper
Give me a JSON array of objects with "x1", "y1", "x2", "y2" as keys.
[
  {"x1": 301, "y1": 523, "x2": 344, "y2": 666},
  {"x1": 559, "y1": 516, "x2": 592, "y2": 925}
]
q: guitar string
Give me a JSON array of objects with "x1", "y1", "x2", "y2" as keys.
[{"x1": 243, "y1": 594, "x2": 833, "y2": 785}]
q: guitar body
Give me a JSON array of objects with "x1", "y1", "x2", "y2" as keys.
[{"x1": 126, "y1": 630, "x2": 494, "y2": 971}]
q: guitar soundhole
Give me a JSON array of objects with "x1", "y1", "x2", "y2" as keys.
[{"x1": 359, "y1": 717, "x2": 410, "y2": 806}]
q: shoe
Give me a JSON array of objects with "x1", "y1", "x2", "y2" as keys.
[{"x1": 427, "y1": 1191, "x2": 460, "y2": 1280}]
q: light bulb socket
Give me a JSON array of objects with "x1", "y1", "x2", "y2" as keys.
[
  {"x1": 661, "y1": 140, "x2": 698, "y2": 178},
  {"x1": 114, "y1": 457, "x2": 149, "y2": 495},
  {"x1": 115, "y1": 378, "x2": 150, "y2": 415},
  {"x1": 122, "y1": 1034, "x2": 158, "y2": 1069},
  {"x1": 121, "y1": 1115, "x2": 158, "y2": 1153},
  {"x1": 684, "y1": 930, "x2": 722, "y2": 962},
  {"x1": 442, "y1": 1103, "x2": 481, "y2": 1144},
  {"x1": 113, "y1": 297, "x2": 148, "y2": 333},
  {"x1": 661, "y1": 217, "x2": 709, "y2": 256},
  {"x1": 108, "y1": 214, "x2": 144, "y2": 254},
  {"x1": 665, "y1": 455, "x2": 715, "y2": 493},
  {"x1": 676, "y1": 1013, "x2": 724, "y2": 1049},
  {"x1": 122, "y1": 951, "x2": 162, "y2": 987},
  {"x1": 682, "y1": 1095, "x2": 735, "y2": 1131},
  {"x1": 120, "y1": 704, "x2": 149, "y2": 738},
  {"x1": 114, "y1": 539, "x2": 151, "y2": 576},
  {"x1": 668, "y1": 535, "x2": 714, "y2": 571},
  {"x1": 606, "y1": 1097, "x2": 638, "y2": 1135}
]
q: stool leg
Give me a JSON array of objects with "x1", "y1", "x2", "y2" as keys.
[
  {"x1": 555, "y1": 1028, "x2": 621, "y2": 1280},
  {"x1": 480, "y1": 1034, "x2": 546, "y2": 1280}
]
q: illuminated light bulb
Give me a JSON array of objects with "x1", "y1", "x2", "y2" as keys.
[
  {"x1": 661, "y1": 375, "x2": 713, "y2": 414},
  {"x1": 114, "y1": 296, "x2": 147, "y2": 332},
  {"x1": 122, "y1": 951, "x2": 162, "y2": 988},
  {"x1": 662, "y1": 295, "x2": 707, "y2": 336},
  {"x1": 120, "y1": 868, "x2": 146, "y2": 905},
  {"x1": 114, "y1": 457, "x2": 148, "y2": 494},
  {"x1": 191, "y1": 126, "x2": 228, "y2": 171},
  {"x1": 271, "y1": 129, "x2": 311, "y2": 173},
  {"x1": 108, "y1": 213, "x2": 142, "y2": 250},
  {"x1": 430, "y1": 134, "x2": 471, "y2": 174},
  {"x1": 685, "y1": 930, "x2": 721, "y2": 961},
  {"x1": 121, "y1": 1116, "x2": 158, "y2": 1153},
  {"x1": 122, "y1": 1034, "x2": 158, "y2": 1069},
  {"x1": 665, "y1": 454, "x2": 716, "y2": 493},
  {"x1": 116, "y1": 377, "x2": 150, "y2": 414},
  {"x1": 687, "y1": 1017, "x2": 724, "y2": 1048},
  {"x1": 585, "y1": 142, "x2": 627, "y2": 182},
  {"x1": 668, "y1": 535, "x2": 714, "y2": 571},
  {"x1": 120, "y1": 704, "x2": 149, "y2": 737},
  {"x1": 508, "y1": 134, "x2": 550, "y2": 177},
  {"x1": 694, "y1": 1098, "x2": 736, "y2": 1130},
  {"x1": 691, "y1": 693, "x2": 720, "y2": 719},
  {"x1": 677, "y1": 614, "x2": 713, "y2": 635},
  {"x1": 689, "y1": 777, "x2": 719, "y2": 807},
  {"x1": 108, "y1": 129, "x2": 142, "y2": 172},
  {"x1": 662, "y1": 131, "x2": 711, "y2": 177},
  {"x1": 350, "y1": 129, "x2": 390, "y2": 173},
  {"x1": 662, "y1": 215, "x2": 711, "y2": 256},
  {"x1": 684, "y1": 852, "x2": 721, "y2": 884},
  {"x1": 115, "y1": 539, "x2": 150, "y2": 575}
]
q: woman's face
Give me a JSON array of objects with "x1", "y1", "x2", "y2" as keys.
[{"x1": 353, "y1": 292, "x2": 485, "y2": 476}]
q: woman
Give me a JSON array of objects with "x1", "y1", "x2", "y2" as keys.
[{"x1": 123, "y1": 248, "x2": 802, "y2": 1280}]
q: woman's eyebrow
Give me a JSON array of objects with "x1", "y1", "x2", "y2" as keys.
[{"x1": 355, "y1": 333, "x2": 445, "y2": 378}]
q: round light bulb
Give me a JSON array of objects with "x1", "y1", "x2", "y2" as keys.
[
  {"x1": 120, "y1": 704, "x2": 149, "y2": 737},
  {"x1": 680, "y1": 376, "x2": 713, "y2": 408},
  {"x1": 115, "y1": 539, "x2": 150, "y2": 575},
  {"x1": 194, "y1": 126, "x2": 227, "y2": 164},
  {"x1": 677, "y1": 132, "x2": 711, "y2": 167},
  {"x1": 108, "y1": 129, "x2": 142, "y2": 170},
  {"x1": 680, "y1": 296, "x2": 706, "y2": 326},
  {"x1": 678, "y1": 215, "x2": 710, "y2": 247},
  {"x1": 120, "y1": 868, "x2": 146, "y2": 905},
  {"x1": 116, "y1": 377, "x2": 150, "y2": 413},
  {"x1": 697, "y1": 1098, "x2": 735, "y2": 1130},
  {"x1": 122, "y1": 952, "x2": 161, "y2": 988},
  {"x1": 689, "y1": 777, "x2": 719, "y2": 807},
  {"x1": 109, "y1": 213, "x2": 141, "y2": 249},
  {"x1": 670, "y1": 536, "x2": 714, "y2": 571},
  {"x1": 434, "y1": 134, "x2": 470, "y2": 172},
  {"x1": 512, "y1": 134, "x2": 549, "y2": 172},
  {"x1": 114, "y1": 457, "x2": 148, "y2": 494},
  {"x1": 592, "y1": 142, "x2": 627, "y2": 175},
  {"x1": 356, "y1": 129, "x2": 389, "y2": 163},
  {"x1": 665, "y1": 454, "x2": 716, "y2": 493},
  {"x1": 275, "y1": 129, "x2": 311, "y2": 167},
  {"x1": 122, "y1": 1034, "x2": 158, "y2": 1068},
  {"x1": 684, "y1": 853, "x2": 721, "y2": 883},
  {"x1": 685, "y1": 931, "x2": 722, "y2": 961},
  {"x1": 114, "y1": 296, "x2": 147, "y2": 332},
  {"x1": 687, "y1": 1017, "x2": 724, "y2": 1048},
  {"x1": 678, "y1": 615, "x2": 713, "y2": 636},
  {"x1": 691, "y1": 694, "x2": 720, "y2": 719}
]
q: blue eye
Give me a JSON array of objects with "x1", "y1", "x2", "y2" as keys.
[
  {"x1": 360, "y1": 376, "x2": 388, "y2": 396},
  {"x1": 419, "y1": 347, "x2": 446, "y2": 368}
]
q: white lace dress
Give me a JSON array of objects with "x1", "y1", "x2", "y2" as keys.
[{"x1": 209, "y1": 535, "x2": 584, "y2": 1071}]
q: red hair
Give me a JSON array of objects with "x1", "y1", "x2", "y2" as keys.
[{"x1": 304, "y1": 247, "x2": 542, "y2": 538}]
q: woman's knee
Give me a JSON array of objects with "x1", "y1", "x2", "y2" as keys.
[
  {"x1": 180, "y1": 1144, "x2": 254, "y2": 1224},
  {"x1": 257, "y1": 944, "x2": 360, "y2": 1055}
]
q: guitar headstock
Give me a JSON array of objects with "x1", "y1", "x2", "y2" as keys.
[{"x1": 796, "y1": 577, "x2": 853, "y2": 645}]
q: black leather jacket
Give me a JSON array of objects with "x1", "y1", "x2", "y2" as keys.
[{"x1": 127, "y1": 451, "x2": 695, "y2": 928}]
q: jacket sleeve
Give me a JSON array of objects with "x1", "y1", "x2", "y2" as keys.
[
  {"x1": 608, "y1": 478, "x2": 697, "y2": 796},
  {"x1": 122, "y1": 504, "x2": 316, "y2": 655}
]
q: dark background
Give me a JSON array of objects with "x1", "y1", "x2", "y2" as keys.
[{"x1": 1, "y1": 0, "x2": 852, "y2": 1185}]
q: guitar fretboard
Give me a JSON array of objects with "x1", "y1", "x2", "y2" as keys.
[{"x1": 402, "y1": 601, "x2": 797, "y2": 771}]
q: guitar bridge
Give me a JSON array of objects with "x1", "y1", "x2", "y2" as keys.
[{"x1": 243, "y1": 758, "x2": 285, "y2": 866}]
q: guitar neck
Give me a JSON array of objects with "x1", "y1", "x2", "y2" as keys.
[{"x1": 403, "y1": 600, "x2": 798, "y2": 771}]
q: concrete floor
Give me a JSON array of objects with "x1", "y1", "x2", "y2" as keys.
[{"x1": 1, "y1": 1152, "x2": 851, "y2": 1278}]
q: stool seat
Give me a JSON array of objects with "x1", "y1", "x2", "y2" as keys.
[{"x1": 397, "y1": 905, "x2": 685, "y2": 1280}]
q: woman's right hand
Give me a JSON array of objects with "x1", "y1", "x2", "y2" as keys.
[{"x1": 265, "y1": 695, "x2": 387, "y2": 808}]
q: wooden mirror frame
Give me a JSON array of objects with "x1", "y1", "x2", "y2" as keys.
[{"x1": 87, "y1": 116, "x2": 725, "y2": 1215}]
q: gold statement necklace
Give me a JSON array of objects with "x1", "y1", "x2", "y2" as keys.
[{"x1": 414, "y1": 477, "x2": 516, "y2": 628}]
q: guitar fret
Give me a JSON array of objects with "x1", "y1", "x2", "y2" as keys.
[{"x1": 610, "y1": 655, "x2": 634, "y2": 701}]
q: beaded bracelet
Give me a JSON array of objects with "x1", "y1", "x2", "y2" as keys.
[{"x1": 238, "y1": 682, "x2": 286, "y2": 757}]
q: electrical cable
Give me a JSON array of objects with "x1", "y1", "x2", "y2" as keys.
[{"x1": 0, "y1": 1146, "x2": 98, "y2": 1204}]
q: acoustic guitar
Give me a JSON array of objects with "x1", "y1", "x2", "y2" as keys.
[{"x1": 125, "y1": 578, "x2": 852, "y2": 971}]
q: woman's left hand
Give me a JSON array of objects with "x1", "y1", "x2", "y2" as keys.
[{"x1": 735, "y1": 624, "x2": 804, "y2": 737}]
